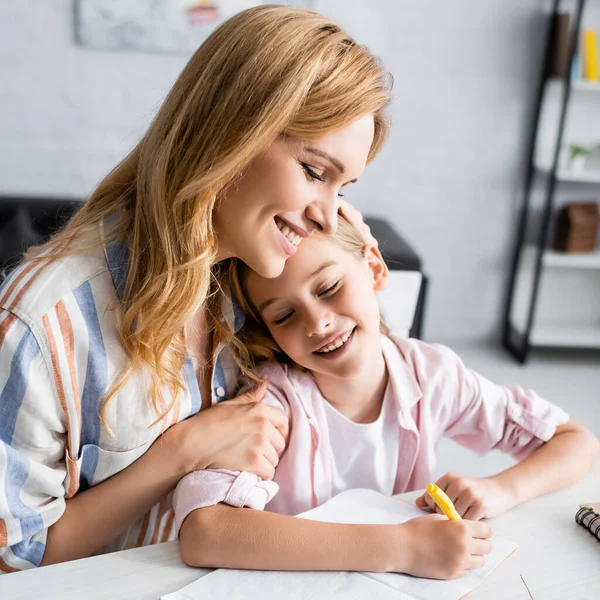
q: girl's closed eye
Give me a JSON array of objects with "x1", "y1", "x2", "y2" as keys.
[
  {"x1": 318, "y1": 280, "x2": 342, "y2": 297},
  {"x1": 273, "y1": 310, "x2": 294, "y2": 326}
]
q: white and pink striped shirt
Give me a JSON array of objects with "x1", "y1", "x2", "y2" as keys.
[{"x1": 0, "y1": 226, "x2": 243, "y2": 573}]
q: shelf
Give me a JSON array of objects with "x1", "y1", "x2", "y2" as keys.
[
  {"x1": 556, "y1": 169, "x2": 600, "y2": 182},
  {"x1": 547, "y1": 78, "x2": 600, "y2": 92},
  {"x1": 534, "y1": 160, "x2": 600, "y2": 183},
  {"x1": 510, "y1": 246, "x2": 600, "y2": 351},
  {"x1": 521, "y1": 245, "x2": 600, "y2": 270},
  {"x1": 542, "y1": 248, "x2": 600, "y2": 269},
  {"x1": 530, "y1": 323, "x2": 600, "y2": 348},
  {"x1": 572, "y1": 80, "x2": 600, "y2": 92}
]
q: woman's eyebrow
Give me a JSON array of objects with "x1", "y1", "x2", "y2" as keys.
[{"x1": 304, "y1": 147, "x2": 346, "y2": 174}]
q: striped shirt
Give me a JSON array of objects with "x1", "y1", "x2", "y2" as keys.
[{"x1": 0, "y1": 225, "x2": 242, "y2": 573}]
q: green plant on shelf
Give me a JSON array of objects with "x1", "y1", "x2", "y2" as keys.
[{"x1": 568, "y1": 144, "x2": 592, "y2": 159}]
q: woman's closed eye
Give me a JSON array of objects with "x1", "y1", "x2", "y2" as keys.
[
  {"x1": 301, "y1": 163, "x2": 346, "y2": 198},
  {"x1": 301, "y1": 162, "x2": 324, "y2": 182}
]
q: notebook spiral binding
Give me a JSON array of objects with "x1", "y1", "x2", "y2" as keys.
[{"x1": 575, "y1": 506, "x2": 600, "y2": 541}]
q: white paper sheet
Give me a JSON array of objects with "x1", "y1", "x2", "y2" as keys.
[{"x1": 162, "y1": 489, "x2": 517, "y2": 600}]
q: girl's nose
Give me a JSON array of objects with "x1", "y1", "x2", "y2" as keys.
[{"x1": 305, "y1": 307, "x2": 334, "y2": 336}]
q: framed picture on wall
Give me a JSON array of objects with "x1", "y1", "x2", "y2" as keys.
[{"x1": 75, "y1": 0, "x2": 315, "y2": 54}]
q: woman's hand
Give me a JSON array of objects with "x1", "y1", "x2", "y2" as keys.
[
  {"x1": 338, "y1": 200, "x2": 389, "y2": 282},
  {"x1": 395, "y1": 514, "x2": 493, "y2": 579},
  {"x1": 156, "y1": 382, "x2": 289, "y2": 481},
  {"x1": 415, "y1": 472, "x2": 517, "y2": 521}
]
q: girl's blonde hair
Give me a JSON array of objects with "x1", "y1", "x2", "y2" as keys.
[
  {"x1": 222, "y1": 216, "x2": 389, "y2": 378},
  {"x1": 27, "y1": 5, "x2": 392, "y2": 427}
]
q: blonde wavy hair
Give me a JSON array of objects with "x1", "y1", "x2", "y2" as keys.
[
  {"x1": 26, "y1": 5, "x2": 392, "y2": 427},
  {"x1": 221, "y1": 216, "x2": 389, "y2": 378}
]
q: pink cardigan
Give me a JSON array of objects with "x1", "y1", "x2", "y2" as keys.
[{"x1": 174, "y1": 336, "x2": 569, "y2": 532}]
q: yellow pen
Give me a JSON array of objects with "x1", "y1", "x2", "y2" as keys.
[{"x1": 426, "y1": 483, "x2": 462, "y2": 520}]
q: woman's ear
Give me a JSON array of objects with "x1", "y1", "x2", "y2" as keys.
[{"x1": 364, "y1": 244, "x2": 388, "y2": 292}]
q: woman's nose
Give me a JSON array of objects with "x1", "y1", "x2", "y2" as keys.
[{"x1": 305, "y1": 197, "x2": 338, "y2": 235}]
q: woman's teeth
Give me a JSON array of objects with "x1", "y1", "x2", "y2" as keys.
[
  {"x1": 276, "y1": 219, "x2": 301, "y2": 247},
  {"x1": 317, "y1": 329, "x2": 353, "y2": 354}
]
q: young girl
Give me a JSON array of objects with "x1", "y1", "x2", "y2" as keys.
[
  {"x1": 173, "y1": 217, "x2": 599, "y2": 580},
  {"x1": 0, "y1": 7, "x2": 390, "y2": 571}
]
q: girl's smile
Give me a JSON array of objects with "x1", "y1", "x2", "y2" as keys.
[{"x1": 246, "y1": 228, "x2": 387, "y2": 386}]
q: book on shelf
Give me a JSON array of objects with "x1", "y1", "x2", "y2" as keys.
[
  {"x1": 551, "y1": 12, "x2": 572, "y2": 78},
  {"x1": 551, "y1": 10, "x2": 600, "y2": 84},
  {"x1": 582, "y1": 29, "x2": 599, "y2": 81}
]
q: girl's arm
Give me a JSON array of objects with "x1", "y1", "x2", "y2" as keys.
[
  {"x1": 405, "y1": 340, "x2": 598, "y2": 520},
  {"x1": 492, "y1": 419, "x2": 598, "y2": 506},
  {"x1": 417, "y1": 419, "x2": 599, "y2": 520},
  {"x1": 179, "y1": 502, "x2": 494, "y2": 580}
]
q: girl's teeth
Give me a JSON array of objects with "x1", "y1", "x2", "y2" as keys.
[{"x1": 318, "y1": 330, "x2": 353, "y2": 353}]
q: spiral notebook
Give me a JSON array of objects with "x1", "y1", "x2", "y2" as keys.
[
  {"x1": 576, "y1": 502, "x2": 600, "y2": 541},
  {"x1": 163, "y1": 488, "x2": 517, "y2": 600}
]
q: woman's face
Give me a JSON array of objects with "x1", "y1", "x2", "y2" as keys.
[{"x1": 213, "y1": 115, "x2": 375, "y2": 278}]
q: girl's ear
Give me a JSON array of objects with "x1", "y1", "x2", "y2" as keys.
[{"x1": 364, "y1": 244, "x2": 388, "y2": 292}]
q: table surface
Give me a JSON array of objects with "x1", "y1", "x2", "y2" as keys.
[{"x1": 1, "y1": 471, "x2": 599, "y2": 600}]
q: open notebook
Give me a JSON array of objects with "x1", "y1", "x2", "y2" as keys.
[{"x1": 162, "y1": 489, "x2": 517, "y2": 600}]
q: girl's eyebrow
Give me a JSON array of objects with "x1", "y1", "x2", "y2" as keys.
[{"x1": 258, "y1": 261, "x2": 337, "y2": 313}]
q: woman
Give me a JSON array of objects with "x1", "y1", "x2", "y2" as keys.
[{"x1": 0, "y1": 5, "x2": 391, "y2": 571}]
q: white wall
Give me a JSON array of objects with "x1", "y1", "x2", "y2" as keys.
[{"x1": 0, "y1": 0, "x2": 550, "y2": 343}]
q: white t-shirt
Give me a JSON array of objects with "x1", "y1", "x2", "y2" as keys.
[{"x1": 324, "y1": 382, "x2": 400, "y2": 497}]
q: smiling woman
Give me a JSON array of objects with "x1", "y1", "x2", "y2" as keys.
[
  {"x1": 0, "y1": 5, "x2": 391, "y2": 572},
  {"x1": 214, "y1": 116, "x2": 375, "y2": 278}
]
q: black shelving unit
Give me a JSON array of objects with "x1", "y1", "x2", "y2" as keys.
[{"x1": 502, "y1": 0, "x2": 600, "y2": 363}]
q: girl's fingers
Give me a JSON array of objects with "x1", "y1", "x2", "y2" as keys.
[
  {"x1": 463, "y1": 502, "x2": 486, "y2": 522},
  {"x1": 467, "y1": 555, "x2": 486, "y2": 571},
  {"x1": 471, "y1": 538, "x2": 493, "y2": 556},
  {"x1": 415, "y1": 494, "x2": 430, "y2": 509},
  {"x1": 453, "y1": 494, "x2": 474, "y2": 518}
]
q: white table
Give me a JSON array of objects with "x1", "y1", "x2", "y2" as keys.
[{"x1": 2, "y1": 471, "x2": 599, "y2": 600}]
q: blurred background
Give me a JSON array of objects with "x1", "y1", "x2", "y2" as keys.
[{"x1": 0, "y1": 1, "x2": 598, "y2": 473}]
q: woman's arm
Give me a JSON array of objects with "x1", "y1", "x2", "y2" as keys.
[
  {"x1": 417, "y1": 420, "x2": 599, "y2": 520},
  {"x1": 40, "y1": 436, "x2": 180, "y2": 565},
  {"x1": 179, "y1": 503, "x2": 493, "y2": 579},
  {"x1": 40, "y1": 386, "x2": 288, "y2": 566}
]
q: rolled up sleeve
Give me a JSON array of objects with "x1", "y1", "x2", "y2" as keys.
[
  {"x1": 434, "y1": 345, "x2": 569, "y2": 460},
  {"x1": 0, "y1": 313, "x2": 67, "y2": 573},
  {"x1": 173, "y1": 469, "x2": 279, "y2": 535},
  {"x1": 172, "y1": 387, "x2": 288, "y2": 535}
]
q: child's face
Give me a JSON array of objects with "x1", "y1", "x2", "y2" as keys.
[{"x1": 246, "y1": 234, "x2": 386, "y2": 380}]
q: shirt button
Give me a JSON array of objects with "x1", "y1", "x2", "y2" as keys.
[
  {"x1": 216, "y1": 386, "x2": 226, "y2": 398},
  {"x1": 510, "y1": 405, "x2": 523, "y2": 420}
]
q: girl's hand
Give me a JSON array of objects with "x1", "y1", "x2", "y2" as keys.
[
  {"x1": 156, "y1": 382, "x2": 289, "y2": 481},
  {"x1": 396, "y1": 514, "x2": 493, "y2": 579},
  {"x1": 338, "y1": 200, "x2": 390, "y2": 282},
  {"x1": 415, "y1": 472, "x2": 517, "y2": 521}
]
